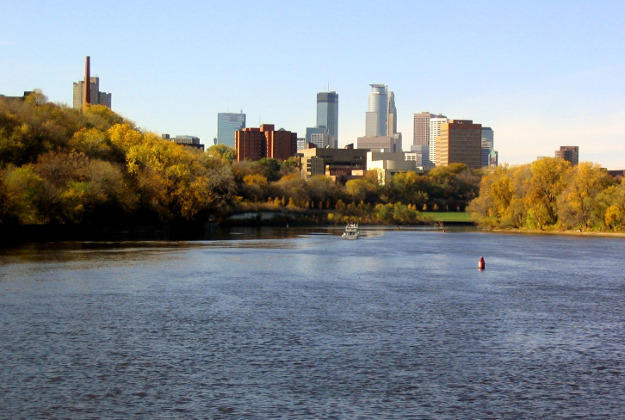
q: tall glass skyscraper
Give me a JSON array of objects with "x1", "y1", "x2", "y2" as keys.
[
  {"x1": 316, "y1": 92, "x2": 338, "y2": 148},
  {"x1": 217, "y1": 112, "x2": 246, "y2": 148},
  {"x1": 365, "y1": 84, "x2": 388, "y2": 137}
]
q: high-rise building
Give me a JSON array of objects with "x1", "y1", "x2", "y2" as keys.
[
  {"x1": 488, "y1": 149, "x2": 499, "y2": 167},
  {"x1": 217, "y1": 112, "x2": 246, "y2": 148},
  {"x1": 413, "y1": 112, "x2": 432, "y2": 147},
  {"x1": 414, "y1": 112, "x2": 446, "y2": 167},
  {"x1": 555, "y1": 146, "x2": 579, "y2": 166},
  {"x1": 235, "y1": 124, "x2": 297, "y2": 162},
  {"x1": 435, "y1": 120, "x2": 482, "y2": 169},
  {"x1": 73, "y1": 77, "x2": 111, "y2": 109},
  {"x1": 317, "y1": 91, "x2": 338, "y2": 148},
  {"x1": 429, "y1": 115, "x2": 448, "y2": 165},
  {"x1": 481, "y1": 127, "x2": 495, "y2": 167},
  {"x1": 360, "y1": 84, "x2": 402, "y2": 152},
  {"x1": 365, "y1": 84, "x2": 388, "y2": 137},
  {"x1": 387, "y1": 91, "x2": 397, "y2": 138}
]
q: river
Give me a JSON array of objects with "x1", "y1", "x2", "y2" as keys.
[{"x1": 1, "y1": 227, "x2": 624, "y2": 418}]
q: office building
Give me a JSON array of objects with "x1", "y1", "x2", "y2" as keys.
[
  {"x1": 299, "y1": 147, "x2": 368, "y2": 184},
  {"x1": 317, "y1": 91, "x2": 338, "y2": 148},
  {"x1": 413, "y1": 112, "x2": 432, "y2": 147},
  {"x1": 367, "y1": 151, "x2": 421, "y2": 185},
  {"x1": 488, "y1": 149, "x2": 499, "y2": 167},
  {"x1": 162, "y1": 134, "x2": 205, "y2": 151},
  {"x1": 435, "y1": 120, "x2": 482, "y2": 169},
  {"x1": 310, "y1": 132, "x2": 331, "y2": 149},
  {"x1": 481, "y1": 127, "x2": 495, "y2": 167},
  {"x1": 429, "y1": 115, "x2": 448, "y2": 166},
  {"x1": 306, "y1": 126, "x2": 326, "y2": 143},
  {"x1": 365, "y1": 84, "x2": 388, "y2": 137},
  {"x1": 409, "y1": 144, "x2": 431, "y2": 168},
  {"x1": 235, "y1": 124, "x2": 297, "y2": 161},
  {"x1": 360, "y1": 84, "x2": 402, "y2": 152},
  {"x1": 555, "y1": 146, "x2": 579, "y2": 166},
  {"x1": 357, "y1": 135, "x2": 402, "y2": 153},
  {"x1": 217, "y1": 112, "x2": 246, "y2": 148},
  {"x1": 414, "y1": 112, "x2": 446, "y2": 167}
]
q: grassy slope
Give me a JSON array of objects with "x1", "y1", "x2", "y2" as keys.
[{"x1": 420, "y1": 211, "x2": 473, "y2": 223}]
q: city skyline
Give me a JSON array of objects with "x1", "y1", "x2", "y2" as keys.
[{"x1": 2, "y1": 1, "x2": 624, "y2": 168}]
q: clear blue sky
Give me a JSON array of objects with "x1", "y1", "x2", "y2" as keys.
[{"x1": 2, "y1": 0, "x2": 624, "y2": 168}]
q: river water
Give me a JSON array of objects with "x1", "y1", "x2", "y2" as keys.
[{"x1": 1, "y1": 227, "x2": 624, "y2": 418}]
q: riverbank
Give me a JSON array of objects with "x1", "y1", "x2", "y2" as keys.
[
  {"x1": 0, "y1": 221, "x2": 218, "y2": 245},
  {"x1": 489, "y1": 227, "x2": 625, "y2": 239}
]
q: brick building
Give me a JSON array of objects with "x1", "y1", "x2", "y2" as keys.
[
  {"x1": 435, "y1": 120, "x2": 482, "y2": 169},
  {"x1": 235, "y1": 124, "x2": 297, "y2": 161}
]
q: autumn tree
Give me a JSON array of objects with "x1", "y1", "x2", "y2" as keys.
[
  {"x1": 595, "y1": 181, "x2": 625, "y2": 231},
  {"x1": 524, "y1": 157, "x2": 570, "y2": 229},
  {"x1": 557, "y1": 162, "x2": 614, "y2": 230},
  {"x1": 345, "y1": 170, "x2": 380, "y2": 203}
]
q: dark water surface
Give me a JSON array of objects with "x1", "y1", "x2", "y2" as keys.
[{"x1": 1, "y1": 227, "x2": 625, "y2": 418}]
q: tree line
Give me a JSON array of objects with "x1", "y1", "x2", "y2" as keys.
[
  {"x1": 0, "y1": 92, "x2": 483, "y2": 226},
  {"x1": 468, "y1": 157, "x2": 625, "y2": 231}
]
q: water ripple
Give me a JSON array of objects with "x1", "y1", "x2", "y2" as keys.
[{"x1": 1, "y1": 230, "x2": 625, "y2": 418}]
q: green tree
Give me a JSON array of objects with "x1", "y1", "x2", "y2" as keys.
[
  {"x1": 595, "y1": 183, "x2": 625, "y2": 231},
  {"x1": 258, "y1": 158, "x2": 282, "y2": 182},
  {"x1": 207, "y1": 144, "x2": 236, "y2": 162},
  {"x1": 1, "y1": 165, "x2": 44, "y2": 223}
]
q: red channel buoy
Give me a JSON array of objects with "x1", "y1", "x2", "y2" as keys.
[{"x1": 478, "y1": 256, "x2": 485, "y2": 270}]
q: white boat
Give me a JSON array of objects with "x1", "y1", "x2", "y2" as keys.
[{"x1": 342, "y1": 223, "x2": 360, "y2": 239}]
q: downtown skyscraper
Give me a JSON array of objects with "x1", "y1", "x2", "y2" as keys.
[
  {"x1": 217, "y1": 112, "x2": 246, "y2": 148},
  {"x1": 365, "y1": 84, "x2": 388, "y2": 137},
  {"x1": 358, "y1": 84, "x2": 402, "y2": 152},
  {"x1": 413, "y1": 112, "x2": 447, "y2": 167},
  {"x1": 317, "y1": 91, "x2": 338, "y2": 148}
]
